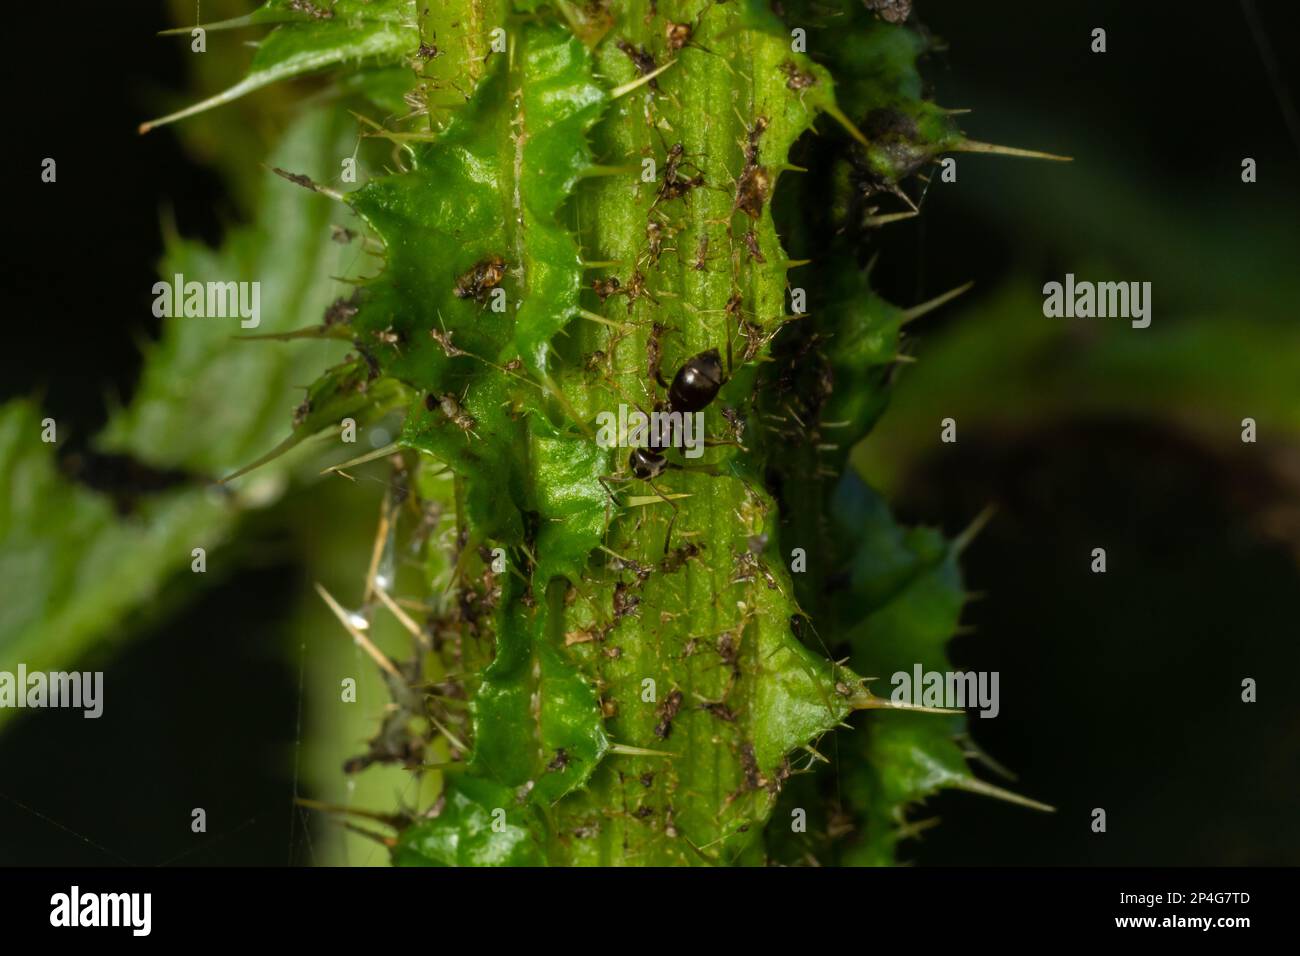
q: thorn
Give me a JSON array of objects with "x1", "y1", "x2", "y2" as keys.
[
  {"x1": 626, "y1": 493, "x2": 691, "y2": 507},
  {"x1": 322, "y1": 443, "x2": 401, "y2": 476},
  {"x1": 158, "y1": 14, "x2": 255, "y2": 35},
  {"x1": 363, "y1": 496, "x2": 395, "y2": 605},
  {"x1": 608, "y1": 742, "x2": 678, "y2": 758},
  {"x1": 578, "y1": 164, "x2": 640, "y2": 178},
  {"x1": 611, "y1": 59, "x2": 676, "y2": 98},
  {"x1": 426, "y1": 710, "x2": 470, "y2": 754},
  {"x1": 295, "y1": 798, "x2": 403, "y2": 829},
  {"x1": 953, "y1": 140, "x2": 1072, "y2": 162},
  {"x1": 864, "y1": 210, "x2": 919, "y2": 227},
  {"x1": 953, "y1": 503, "x2": 997, "y2": 554},
  {"x1": 314, "y1": 582, "x2": 404, "y2": 681},
  {"x1": 850, "y1": 686, "x2": 963, "y2": 715},
  {"x1": 267, "y1": 166, "x2": 346, "y2": 202},
  {"x1": 802, "y1": 744, "x2": 831, "y2": 764},
  {"x1": 895, "y1": 815, "x2": 943, "y2": 841},
  {"x1": 340, "y1": 822, "x2": 397, "y2": 848},
  {"x1": 775, "y1": 258, "x2": 812, "y2": 269},
  {"x1": 955, "y1": 733, "x2": 1018, "y2": 782},
  {"x1": 233, "y1": 326, "x2": 343, "y2": 342},
  {"x1": 901, "y1": 280, "x2": 974, "y2": 325},
  {"x1": 819, "y1": 101, "x2": 869, "y2": 148},
  {"x1": 375, "y1": 588, "x2": 432, "y2": 650},
  {"x1": 139, "y1": 73, "x2": 269, "y2": 134},
  {"x1": 955, "y1": 776, "x2": 1055, "y2": 813},
  {"x1": 221, "y1": 431, "x2": 307, "y2": 484},
  {"x1": 577, "y1": 308, "x2": 631, "y2": 330}
]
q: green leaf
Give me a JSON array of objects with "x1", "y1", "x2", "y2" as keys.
[
  {"x1": 469, "y1": 577, "x2": 610, "y2": 804},
  {"x1": 393, "y1": 777, "x2": 547, "y2": 866},
  {"x1": 141, "y1": 0, "x2": 420, "y2": 133},
  {"x1": 0, "y1": 109, "x2": 361, "y2": 718}
]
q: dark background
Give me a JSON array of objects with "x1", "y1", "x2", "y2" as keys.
[{"x1": 1, "y1": 1, "x2": 1297, "y2": 865}]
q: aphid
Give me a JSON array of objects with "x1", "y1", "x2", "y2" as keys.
[
  {"x1": 744, "y1": 116, "x2": 769, "y2": 165},
  {"x1": 780, "y1": 60, "x2": 816, "y2": 91},
  {"x1": 721, "y1": 406, "x2": 746, "y2": 444},
  {"x1": 654, "y1": 689, "x2": 685, "y2": 739},
  {"x1": 647, "y1": 322, "x2": 667, "y2": 385},
  {"x1": 661, "y1": 542, "x2": 703, "y2": 573},
  {"x1": 691, "y1": 233, "x2": 711, "y2": 271},
  {"x1": 374, "y1": 326, "x2": 403, "y2": 347},
  {"x1": 547, "y1": 749, "x2": 570, "y2": 772},
  {"x1": 427, "y1": 392, "x2": 476, "y2": 435},
  {"x1": 645, "y1": 219, "x2": 665, "y2": 264},
  {"x1": 323, "y1": 290, "x2": 361, "y2": 326},
  {"x1": 666, "y1": 348, "x2": 725, "y2": 413},
  {"x1": 592, "y1": 275, "x2": 624, "y2": 302},
  {"x1": 738, "y1": 318, "x2": 767, "y2": 363},
  {"x1": 864, "y1": 0, "x2": 912, "y2": 24},
  {"x1": 734, "y1": 163, "x2": 771, "y2": 220},
  {"x1": 453, "y1": 255, "x2": 507, "y2": 304},
  {"x1": 288, "y1": 0, "x2": 334, "y2": 19},
  {"x1": 665, "y1": 20, "x2": 692, "y2": 51},
  {"x1": 416, "y1": 42, "x2": 439, "y2": 60},
  {"x1": 613, "y1": 581, "x2": 640, "y2": 618},
  {"x1": 622, "y1": 269, "x2": 657, "y2": 312},
  {"x1": 734, "y1": 118, "x2": 771, "y2": 219},
  {"x1": 616, "y1": 39, "x2": 658, "y2": 88},
  {"x1": 702, "y1": 701, "x2": 736, "y2": 722},
  {"x1": 657, "y1": 143, "x2": 705, "y2": 204},
  {"x1": 742, "y1": 227, "x2": 765, "y2": 263},
  {"x1": 429, "y1": 327, "x2": 465, "y2": 357},
  {"x1": 717, "y1": 630, "x2": 741, "y2": 676}
]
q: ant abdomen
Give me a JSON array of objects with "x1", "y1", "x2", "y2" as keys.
[{"x1": 666, "y1": 348, "x2": 725, "y2": 413}]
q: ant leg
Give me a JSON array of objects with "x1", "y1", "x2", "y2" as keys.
[
  {"x1": 645, "y1": 477, "x2": 679, "y2": 555},
  {"x1": 597, "y1": 475, "x2": 625, "y2": 537}
]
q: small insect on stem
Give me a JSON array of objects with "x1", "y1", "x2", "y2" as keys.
[
  {"x1": 656, "y1": 143, "x2": 705, "y2": 205},
  {"x1": 691, "y1": 233, "x2": 711, "y2": 271},
  {"x1": 644, "y1": 219, "x2": 665, "y2": 266},
  {"x1": 592, "y1": 275, "x2": 625, "y2": 303},
  {"x1": 664, "y1": 20, "x2": 692, "y2": 52},
  {"x1": 453, "y1": 256, "x2": 507, "y2": 304},
  {"x1": 616, "y1": 39, "x2": 659, "y2": 89},
  {"x1": 647, "y1": 322, "x2": 668, "y2": 387},
  {"x1": 780, "y1": 60, "x2": 816, "y2": 91},
  {"x1": 427, "y1": 392, "x2": 477, "y2": 438}
]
